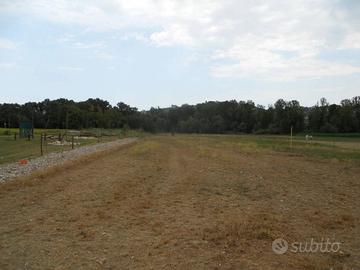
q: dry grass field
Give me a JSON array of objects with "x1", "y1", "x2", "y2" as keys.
[{"x1": 0, "y1": 135, "x2": 359, "y2": 269}]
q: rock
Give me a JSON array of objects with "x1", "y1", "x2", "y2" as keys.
[{"x1": 0, "y1": 138, "x2": 137, "y2": 183}]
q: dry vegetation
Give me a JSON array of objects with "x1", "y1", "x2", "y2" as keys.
[{"x1": 0, "y1": 135, "x2": 359, "y2": 269}]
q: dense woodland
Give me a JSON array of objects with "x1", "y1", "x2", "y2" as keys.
[{"x1": 1, "y1": 97, "x2": 360, "y2": 134}]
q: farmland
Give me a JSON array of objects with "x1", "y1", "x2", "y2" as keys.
[{"x1": 0, "y1": 134, "x2": 359, "y2": 269}]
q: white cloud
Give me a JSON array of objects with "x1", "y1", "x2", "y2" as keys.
[
  {"x1": 0, "y1": 38, "x2": 17, "y2": 50},
  {"x1": 340, "y1": 32, "x2": 360, "y2": 49},
  {"x1": 150, "y1": 24, "x2": 194, "y2": 47},
  {"x1": 210, "y1": 32, "x2": 360, "y2": 80},
  {"x1": 3, "y1": 0, "x2": 360, "y2": 80},
  {"x1": 211, "y1": 58, "x2": 360, "y2": 81}
]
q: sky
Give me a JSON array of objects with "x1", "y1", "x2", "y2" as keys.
[{"x1": 1, "y1": 0, "x2": 360, "y2": 110}]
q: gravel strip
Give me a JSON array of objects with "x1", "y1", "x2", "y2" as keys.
[{"x1": 0, "y1": 137, "x2": 138, "y2": 183}]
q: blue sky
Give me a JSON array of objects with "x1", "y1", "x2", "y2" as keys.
[{"x1": 1, "y1": 0, "x2": 360, "y2": 110}]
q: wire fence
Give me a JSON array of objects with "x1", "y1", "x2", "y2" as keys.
[{"x1": 0, "y1": 129, "x2": 126, "y2": 164}]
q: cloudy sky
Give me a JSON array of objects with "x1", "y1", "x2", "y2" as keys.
[{"x1": 1, "y1": 0, "x2": 360, "y2": 109}]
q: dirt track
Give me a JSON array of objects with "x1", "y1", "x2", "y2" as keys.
[{"x1": 0, "y1": 135, "x2": 359, "y2": 269}]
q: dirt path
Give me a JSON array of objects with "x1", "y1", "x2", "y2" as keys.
[{"x1": 0, "y1": 135, "x2": 359, "y2": 269}]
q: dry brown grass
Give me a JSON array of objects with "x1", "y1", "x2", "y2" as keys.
[{"x1": 0, "y1": 135, "x2": 359, "y2": 269}]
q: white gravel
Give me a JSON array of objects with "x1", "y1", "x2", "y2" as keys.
[{"x1": 0, "y1": 137, "x2": 138, "y2": 183}]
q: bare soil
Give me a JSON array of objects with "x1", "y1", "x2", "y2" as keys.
[{"x1": 0, "y1": 135, "x2": 359, "y2": 269}]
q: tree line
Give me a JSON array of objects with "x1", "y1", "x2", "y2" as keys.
[{"x1": 1, "y1": 97, "x2": 360, "y2": 134}]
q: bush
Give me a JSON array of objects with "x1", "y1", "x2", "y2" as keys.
[
  {"x1": 253, "y1": 129, "x2": 271, "y2": 135},
  {"x1": 320, "y1": 123, "x2": 338, "y2": 133}
]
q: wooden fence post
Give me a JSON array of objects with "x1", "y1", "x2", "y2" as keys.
[
  {"x1": 14, "y1": 132, "x2": 17, "y2": 141},
  {"x1": 72, "y1": 135, "x2": 74, "y2": 149}
]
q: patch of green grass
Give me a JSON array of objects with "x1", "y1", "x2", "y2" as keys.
[
  {"x1": 190, "y1": 134, "x2": 360, "y2": 162},
  {"x1": 0, "y1": 128, "x2": 66, "y2": 136},
  {"x1": 0, "y1": 134, "x2": 97, "y2": 164},
  {"x1": 258, "y1": 139, "x2": 360, "y2": 161},
  {"x1": 0, "y1": 128, "x2": 145, "y2": 164},
  {"x1": 296, "y1": 133, "x2": 360, "y2": 143},
  {"x1": 297, "y1": 132, "x2": 360, "y2": 138}
]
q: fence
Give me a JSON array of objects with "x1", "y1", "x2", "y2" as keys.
[
  {"x1": 0, "y1": 129, "x2": 123, "y2": 163},
  {"x1": 38, "y1": 130, "x2": 119, "y2": 156}
]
